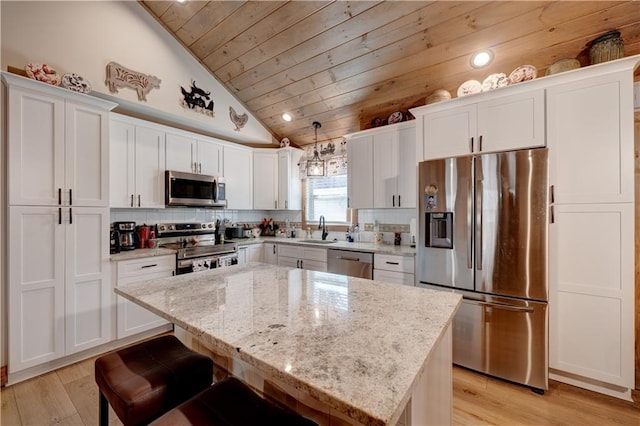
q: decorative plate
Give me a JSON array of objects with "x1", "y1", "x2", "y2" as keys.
[
  {"x1": 25, "y1": 63, "x2": 61, "y2": 86},
  {"x1": 61, "y1": 73, "x2": 92, "y2": 94},
  {"x1": 508, "y1": 65, "x2": 537, "y2": 84},
  {"x1": 387, "y1": 111, "x2": 404, "y2": 124},
  {"x1": 457, "y1": 79, "x2": 482, "y2": 97},
  {"x1": 482, "y1": 73, "x2": 509, "y2": 91}
]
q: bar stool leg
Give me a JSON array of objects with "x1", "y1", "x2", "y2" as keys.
[{"x1": 99, "y1": 391, "x2": 109, "y2": 426}]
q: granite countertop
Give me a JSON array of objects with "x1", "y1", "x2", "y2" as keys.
[
  {"x1": 110, "y1": 247, "x2": 177, "y2": 261},
  {"x1": 115, "y1": 263, "x2": 460, "y2": 425}
]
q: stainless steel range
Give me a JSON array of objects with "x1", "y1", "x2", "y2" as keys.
[{"x1": 156, "y1": 222, "x2": 238, "y2": 275}]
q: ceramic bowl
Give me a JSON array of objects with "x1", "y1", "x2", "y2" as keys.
[{"x1": 251, "y1": 228, "x2": 261, "y2": 238}]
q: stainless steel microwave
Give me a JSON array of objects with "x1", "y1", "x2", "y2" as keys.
[{"x1": 165, "y1": 170, "x2": 227, "y2": 208}]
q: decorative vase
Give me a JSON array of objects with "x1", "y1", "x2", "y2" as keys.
[{"x1": 589, "y1": 30, "x2": 624, "y2": 65}]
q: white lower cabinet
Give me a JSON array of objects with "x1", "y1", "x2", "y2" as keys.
[
  {"x1": 373, "y1": 254, "x2": 415, "y2": 286},
  {"x1": 238, "y1": 244, "x2": 263, "y2": 265},
  {"x1": 8, "y1": 206, "x2": 111, "y2": 374},
  {"x1": 278, "y1": 245, "x2": 327, "y2": 272},
  {"x1": 114, "y1": 255, "x2": 173, "y2": 339},
  {"x1": 263, "y1": 242, "x2": 278, "y2": 265}
]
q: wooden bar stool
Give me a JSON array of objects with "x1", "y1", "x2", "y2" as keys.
[
  {"x1": 149, "y1": 376, "x2": 318, "y2": 426},
  {"x1": 94, "y1": 335, "x2": 213, "y2": 426}
]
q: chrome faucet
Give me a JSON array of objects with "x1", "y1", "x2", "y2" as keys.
[{"x1": 319, "y1": 215, "x2": 329, "y2": 240}]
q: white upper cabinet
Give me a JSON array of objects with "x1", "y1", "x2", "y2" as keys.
[
  {"x1": 347, "y1": 122, "x2": 416, "y2": 209},
  {"x1": 253, "y1": 148, "x2": 302, "y2": 210},
  {"x1": 253, "y1": 150, "x2": 278, "y2": 210},
  {"x1": 347, "y1": 133, "x2": 373, "y2": 209},
  {"x1": 547, "y1": 71, "x2": 634, "y2": 204},
  {"x1": 278, "y1": 148, "x2": 302, "y2": 210},
  {"x1": 110, "y1": 115, "x2": 166, "y2": 208},
  {"x1": 5, "y1": 73, "x2": 114, "y2": 207},
  {"x1": 414, "y1": 88, "x2": 545, "y2": 160},
  {"x1": 165, "y1": 131, "x2": 222, "y2": 176},
  {"x1": 223, "y1": 144, "x2": 252, "y2": 209}
]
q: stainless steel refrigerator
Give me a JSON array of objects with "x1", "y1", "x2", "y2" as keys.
[{"x1": 417, "y1": 148, "x2": 548, "y2": 392}]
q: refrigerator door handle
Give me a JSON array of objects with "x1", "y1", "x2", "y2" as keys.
[
  {"x1": 475, "y1": 180, "x2": 483, "y2": 270},
  {"x1": 466, "y1": 179, "x2": 473, "y2": 269},
  {"x1": 463, "y1": 297, "x2": 535, "y2": 313}
]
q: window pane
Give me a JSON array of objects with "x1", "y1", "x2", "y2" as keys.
[{"x1": 305, "y1": 175, "x2": 347, "y2": 223}]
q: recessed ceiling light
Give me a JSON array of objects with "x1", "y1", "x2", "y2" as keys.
[
  {"x1": 282, "y1": 113, "x2": 292, "y2": 122},
  {"x1": 470, "y1": 50, "x2": 494, "y2": 68},
  {"x1": 176, "y1": 0, "x2": 187, "y2": 4}
]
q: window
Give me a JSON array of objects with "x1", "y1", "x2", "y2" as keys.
[{"x1": 305, "y1": 175, "x2": 348, "y2": 224}]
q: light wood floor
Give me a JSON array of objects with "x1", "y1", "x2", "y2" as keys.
[{"x1": 2, "y1": 359, "x2": 639, "y2": 426}]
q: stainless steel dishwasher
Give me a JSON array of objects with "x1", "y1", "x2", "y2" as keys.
[{"x1": 327, "y1": 249, "x2": 373, "y2": 279}]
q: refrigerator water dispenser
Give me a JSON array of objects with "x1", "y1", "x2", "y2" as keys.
[{"x1": 425, "y1": 212, "x2": 453, "y2": 248}]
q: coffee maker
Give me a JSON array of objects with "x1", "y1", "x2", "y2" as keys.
[
  {"x1": 114, "y1": 221, "x2": 136, "y2": 251},
  {"x1": 110, "y1": 224, "x2": 120, "y2": 254}
]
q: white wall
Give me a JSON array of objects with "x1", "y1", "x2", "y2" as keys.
[{"x1": 0, "y1": 1, "x2": 274, "y2": 145}]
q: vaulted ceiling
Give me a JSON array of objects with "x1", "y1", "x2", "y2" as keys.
[{"x1": 140, "y1": 1, "x2": 640, "y2": 147}]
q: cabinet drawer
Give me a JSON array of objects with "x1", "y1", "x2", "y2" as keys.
[
  {"x1": 374, "y1": 269, "x2": 415, "y2": 286},
  {"x1": 374, "y1": 254, "x2": 414, "y2": 274},
  {"x1": 116, "y1": 255, "x2": 175, "y2": 279}
]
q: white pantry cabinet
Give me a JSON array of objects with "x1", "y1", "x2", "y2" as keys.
[
  {"x1": 4, "y1": 72, "x2": 114, "y2": 207},
  {"x1": 413, "y1": 88, "x2": 545, "y2": 160},
  {"x1": 223, "y1": 144, "x2": 253, "y2": 209},
  {"x1": 114, "y1": 255, "x2": 173, "y2": 339},
  {"x1": 110, "y1": 115, "x2": 166, "y2": 208},
  {"x1": 8, "y1": 205, "x2": 111, "y2": 373},
  {"x1": 546, "y1": 67, "x2": 636, "y2": 394},
  {"x1": 347, "y1": 122, "x2": 416, "y2": 209},
  {"x1": 165, "y1": 130, "x2": 222, "y2": 176}
]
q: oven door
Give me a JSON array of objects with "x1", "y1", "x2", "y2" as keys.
[{"x1": 176, "y1": 253, "x2": 238, "y2": 275}]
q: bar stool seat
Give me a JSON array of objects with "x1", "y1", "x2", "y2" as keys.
[
  {"x1": 149, "y1": 376, "x2": 318, "y2": 426},
  {"x1": 95, "y1": 335, "x2": 213, "y2": 426}
]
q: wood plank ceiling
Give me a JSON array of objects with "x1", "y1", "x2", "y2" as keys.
[{"x1": 140, "y1": 1, "x2": 640, "y2": 147}]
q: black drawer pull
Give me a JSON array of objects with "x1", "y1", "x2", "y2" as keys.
[
  {"x1": 385, "y1": 261, "x2": 399, "y2": 265},
  {"x1": 141, "y1": 264, "x2": 158, "y2": 269}
]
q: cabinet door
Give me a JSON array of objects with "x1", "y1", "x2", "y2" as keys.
[
  {"x1": 373, "y1": 130, "x2": 398, "y2": 208},
  {"x1": 253, "y1": 151, "x2": 278, "y2": 209},
  {"x1": 423, "y1": 104, "x2": 475, "y2": 160},
  {"x1": 278, "y1": 149, "x2": 302, "y2": 210},
  {"x1": 247, "y1": 244, "x2": 263, "y2": 262},
  {"x1": 223, "y1": 145, "x2": 253, "y2": 209},
  {"x1": 277, "y1": 256, "x2": 299, "y2": 269},
  {"x1": 8, "y1": 86, "x2": 65, "y2": 206},
  {"x1": 8, "y1": 206, "x2": 65, "y2": 373},
  {"x1": 135, "y1": 125, "x2": 166, "y2": 208},
  {"x1": 373, "y1": 269, "x2": 414, "y2": 286},
  {"x1": 347, "y1": 135, "x2": 373, "y2": 208},
  {"x1": 300, "y1": 259, "x2": 327, "y2": 272},
  {"x1": 237, "y1": 246, "x2": 248, "y2": 265},
  {"x1": 263, "y1": 243, "x2": 278, "y2": 264},
  {"x1": 549, "y1": 203, "x2": 634, "y2": 388},
  {"x1": 397, "y1": 126, "x2": 417, "y2": 208},
  {"x1": 477, "y1": 89, "x2": 545, "y2": 153},
  {"x1": 65, "y1": 101, "x2": 110, "y2": 207},
  {"x1": 165, "y1": 132, "x2": 196, "y2": 173},
  {"x1": 65, "y1": 207, "x2": 111, "y2": 354},
  {"x1": 109, "y1": 119, "x2": 136, "y2": 208},
  {"x1": 547, "y1": 72, "x2": 633, "y2": 204},
  {"x1": 197, "y1": 139, "x2": 222, "y2": 176}
]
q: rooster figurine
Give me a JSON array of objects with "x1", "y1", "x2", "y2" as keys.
[{"x1": 229, "y1": 106, "x2": 248, "y2": 131}]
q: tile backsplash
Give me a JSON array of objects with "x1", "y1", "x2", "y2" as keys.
[{"x1": 110, "y1": 207, "x2": 417, "y2": 245}]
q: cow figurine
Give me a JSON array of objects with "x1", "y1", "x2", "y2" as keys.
[{"x1": 105, "y1": 61, "x2": 161, "y2": 101}]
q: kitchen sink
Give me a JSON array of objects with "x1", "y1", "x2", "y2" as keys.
[{"x1": 298, "y1": 239, "x2": 337, "y2": 244}]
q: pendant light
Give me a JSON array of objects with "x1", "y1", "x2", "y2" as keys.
[{"x1": 306, "y1": 121, "x2": 325, "y2": 177}]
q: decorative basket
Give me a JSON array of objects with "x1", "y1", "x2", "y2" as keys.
[{"x1": 589, "y1": 30, "x2": 624, "y2": 65}]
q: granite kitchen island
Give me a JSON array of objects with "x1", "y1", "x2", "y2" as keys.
[{"x1": 114, "y1": 263, "x2": 461, "y2": 425}]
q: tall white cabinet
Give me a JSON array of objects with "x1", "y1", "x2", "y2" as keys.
[
  {"x1": 546, "y1": 66, "x2": 636, "y2": 397},
  {"x1": 253, "y1": 147, "x2": 302, "y2": 210},
  {"x1": 3, "y1": 72, "x2": 116, "y2": 379}
]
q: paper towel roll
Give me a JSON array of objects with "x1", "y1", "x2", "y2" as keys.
[{"x1": 410, "y1": 218, "x2": 416, "y2": 246}]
